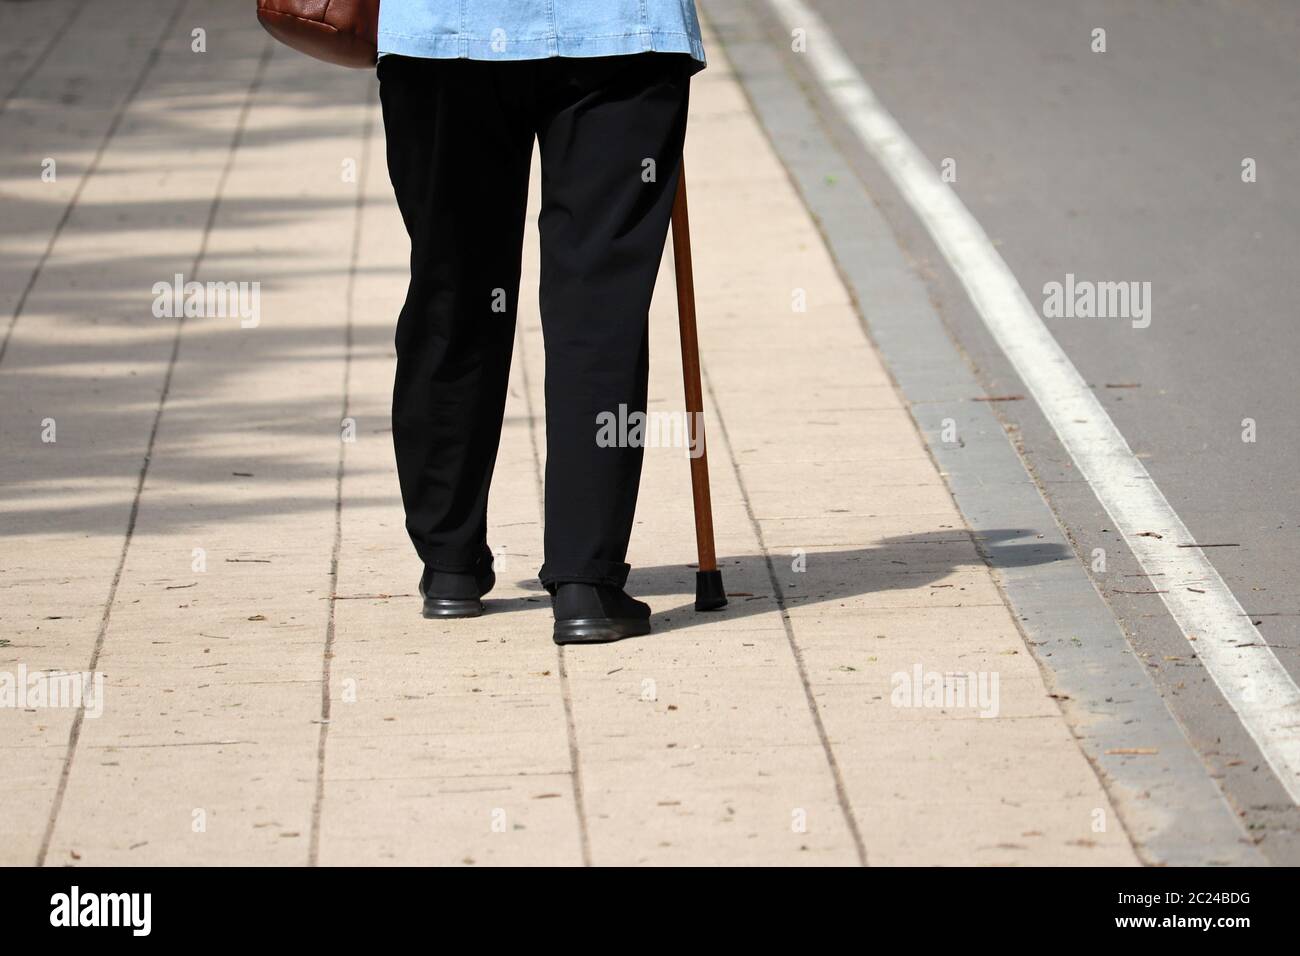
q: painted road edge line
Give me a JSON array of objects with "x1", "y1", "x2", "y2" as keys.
[{"x1": 765, "y1": 0, "x2": 1300, "y2": 803}]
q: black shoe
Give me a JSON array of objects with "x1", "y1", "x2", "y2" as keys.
[
  {"x1": 551, "y1": 583, "x2": 650, "y2": 645},
  {"x1": 419, "y1": 562, "x2": 495, "y2": 619}
]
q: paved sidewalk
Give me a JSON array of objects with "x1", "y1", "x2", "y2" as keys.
[{"x1": 1, "y1": 0, "x2": 1137, "y2": 865}]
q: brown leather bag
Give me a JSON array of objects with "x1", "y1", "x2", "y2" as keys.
[{"x1": 256, "y1": 0, "x2": 380, "y2": 68}]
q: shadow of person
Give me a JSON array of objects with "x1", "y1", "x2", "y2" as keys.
[{"x1": 513, "y1": 527, "x2": 1072, "y2": 639}]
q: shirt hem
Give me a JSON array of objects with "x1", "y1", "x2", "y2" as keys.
[{"x1": 377, "y1": 31, "x2": 706, "y2": 67}]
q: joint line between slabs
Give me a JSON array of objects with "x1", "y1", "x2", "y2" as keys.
[
  {"x1": 309, "y1": 84, "x2": 378, "y2": 868},
  {"x1": 34, "y1": 35, "x2": 275, "y2": 868},
  {"x1": 700, "y1": 364, "x2": 870, "y2": 866},
  {"x1": 0, "y1": 0, "x2": 94, "y2": 115},
  {"x1": 518, "y1": 316, "x2": 595, "y2": 867},
  {"x1": 0, "y1": 0, "x2": 187, "y2": 370}
]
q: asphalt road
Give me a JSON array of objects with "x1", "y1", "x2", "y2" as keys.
[{"x1": 720, "y1": 0, "x2": 1300, "y2": 857}]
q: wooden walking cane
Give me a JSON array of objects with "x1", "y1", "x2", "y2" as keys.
[{"x1": 670, "y1": 165, "x2": 727, "y2": 611}]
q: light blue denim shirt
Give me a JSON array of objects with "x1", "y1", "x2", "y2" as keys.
[{"x1": 378, "y1": 1, "x2": 705, "y2": 67}]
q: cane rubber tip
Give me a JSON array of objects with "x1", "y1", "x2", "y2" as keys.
[{"x1": 694, "y1": 570, "x2": 727, "y2": 611}]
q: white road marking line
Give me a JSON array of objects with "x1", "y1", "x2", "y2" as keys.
[{"x1": 765, "y1": 0, "x2": 1300, "y2": 801}]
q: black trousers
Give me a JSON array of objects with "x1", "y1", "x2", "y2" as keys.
[{"x1": 378, "y1": 53, "x2": 693, "y2": 590}]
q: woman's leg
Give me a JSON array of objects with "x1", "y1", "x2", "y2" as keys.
[
  {"x1": 533, "y1": 53, "x2": 693, "y2": 592},
  {"x1": 379, "y1": 56, "x2": 536, "y2": 575}
]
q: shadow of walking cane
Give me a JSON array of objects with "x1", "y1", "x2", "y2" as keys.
[{"x1": 671, "y1": 164, "x2": 727, "y2": 612}]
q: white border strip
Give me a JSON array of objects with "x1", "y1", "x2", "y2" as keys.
[{"x1": 766, "y1": 0, "x2": 1300, "y2": 801}]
